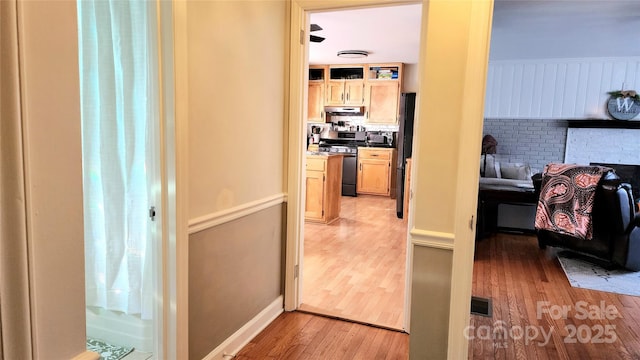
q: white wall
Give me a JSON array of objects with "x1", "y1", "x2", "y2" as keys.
[
  {"x1": 490, "y1": 2, "x2": 640, "y2": 61},
  {"x1": 187, "y1": 1, "x2": 285, "y2": 220},
  {"x1": 16, "y1": 1, "x2": 87, "y2": 358},
  {"x1": 484, "y1": 57, "x2": 640, "y2": 119},
  {"x1": 403, "y1": 63, "x2": 419, "y2": 93},
  {"x1": 177, "y1": 1, "x2": 287, "y2": 358}
]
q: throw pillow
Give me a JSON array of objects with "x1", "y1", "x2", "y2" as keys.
[
  {"x1": 480, "y1": 154, "x2": 499, "y2": 178},
  {"x1": 500, "y1": 163, "x2": 531, "y2": 180}
]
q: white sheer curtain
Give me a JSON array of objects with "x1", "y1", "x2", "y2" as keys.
[{"x1": 78, "y1": 0, "x2": 157, "y2": 320}]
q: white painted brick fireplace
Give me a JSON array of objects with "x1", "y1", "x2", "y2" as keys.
[{"x1": 565, "y1": 127, "x2": 640, "y2": 166}]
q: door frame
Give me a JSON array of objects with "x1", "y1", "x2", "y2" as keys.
[
  {"x1": 284, "y1": 0, "x2": 493, "y2": 358},
  {"x1": 283, "y1": 0, "x2": 422, "y2": 330}
]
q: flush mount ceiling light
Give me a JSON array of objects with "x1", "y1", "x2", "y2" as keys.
[{"x1": 337, "y1": 50, "x2": 369, "y2": 58}]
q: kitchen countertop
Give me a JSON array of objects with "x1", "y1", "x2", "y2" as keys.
[
  {"x1": 363, "y1": 144, "x2": 395, "y2": 148},
  {"x1": 306, "y1": 151, "x2": 343, "y2": 157}
]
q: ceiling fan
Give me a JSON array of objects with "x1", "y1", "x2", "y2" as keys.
[{"x1": 310, "y1": 24, "x2": 325, "y2": 43}]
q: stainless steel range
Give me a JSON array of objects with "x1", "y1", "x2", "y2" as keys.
[{"x1": 318, "y1": 132, "x2": 366, "y2": 196}]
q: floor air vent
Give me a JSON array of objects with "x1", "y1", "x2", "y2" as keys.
[{"x1": 471, "y1": 296, "x2": 492, "y2": 317}]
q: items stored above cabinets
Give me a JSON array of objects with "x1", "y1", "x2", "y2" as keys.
[
  {"x1": 367, "y1": 64, "x2": 401, "y2": 81},
  {"x1": 306, "y1": 63, "x2": 404, "y2": 125},
  {"x1": 365, "y1": 64, "x2": 402, "y2": 124}
]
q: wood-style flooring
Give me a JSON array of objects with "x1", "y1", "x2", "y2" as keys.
[
  {"x1": 234, "y1": 311, "x2": 409, "y2": 360},
  {"x1": 236, "y1": 230, "x2": 640, "y2": 359},
  {"x1": 300, "y1": 195, "x2": 408, "y2": 330},
  {"x1": 470, "y1": 233, "x2": 640, "y2": 359}
]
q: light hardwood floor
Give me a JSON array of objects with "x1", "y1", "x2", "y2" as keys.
[
  {"x1": 300, "y1": 195, "x2": 408, "y2": 330},
  {"x1": 470, "y1": 233, "x2": 640, "y2": 359}
]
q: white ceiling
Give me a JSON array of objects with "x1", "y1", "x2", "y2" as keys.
[
  {"x1": 309, "y1": 1, "x2": 640, "y2": 65},
  {"x1": 309, "y1": 4, "x2": 422, "y2": 65}
]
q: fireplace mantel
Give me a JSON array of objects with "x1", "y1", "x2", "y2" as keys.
[{"x1": 567, "y1": 119, "x2": 640, "y2": 129}]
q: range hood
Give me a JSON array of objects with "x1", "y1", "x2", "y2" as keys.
[{"x1": 324, "y1": 106, "x2": 365, "y2": 116}]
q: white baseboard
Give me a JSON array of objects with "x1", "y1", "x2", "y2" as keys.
[{"x1": 201, "y1": 295, "x2": 284, "y2": 360}]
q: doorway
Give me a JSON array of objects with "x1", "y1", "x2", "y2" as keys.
[
  {"x1": 77, "y1": 1, "x2": 164, "y2": 357},
  {"x1": 297, "y1": 4, "x2": 422, "y2": 331}
]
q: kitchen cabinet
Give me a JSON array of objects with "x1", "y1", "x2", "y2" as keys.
[
  {"x1": 308, "y1": 63, "x2": 403, "y2": 122},
  {"x1": 326, "y1": 80, "x2": 365, "y2": 106},
  {"x1": 326, "y1": 66, "x2": 365, "y2": 106},
  {"x1": 365, "y1": 63, "x2": 403, "y2": 124},
  {"x1": 357, "y1": 148, "x2": 397, "y2": 197},
  {"x1": 305, "y1": 154, "x2": 343, "y2": 223},
  {"x1": 308, "y1": 82, "x2": 325, "y2": 122},
  {"x1": 308, "y1": 66, "x2": 327, "y2": 123},
  {"x1": 366, "y1": 82, "x2": 400, "y2": 124}
]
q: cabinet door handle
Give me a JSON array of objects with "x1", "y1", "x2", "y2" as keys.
[
  {"x1": 341, "y1": 93, "x2": 344, "y2": 101},
  {"x1": 365, "y1": 111, "x2": 368, "y2": 119},
  {"x1": 347, "y1": 92, "x2": 350, "y2": 101},
  {"x1": 371, "y1": 154, "x2": 379, "y2": 157},
  {"x1": 359, "y1": 163, "x2": 362, "y2": 171}
]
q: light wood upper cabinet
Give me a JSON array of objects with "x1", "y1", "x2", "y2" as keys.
[
  {"x1": 357, "y1": 148, "x2": 397, "y2": 197},
  {"x1": 308, "y1": 82, "x2": 325, "y2": 123},
  {"x1": 326, "y1": 80, "x2": 365, "y2": 106},
  {"x1": 344, "y1": 80, "x2": 365, "y2": 105},
  {"x1": 308, "y1": 66, "x2": 327, "y2": 123},
  {"x1": 365, "y1": 63, "x2": 403, "y2": 124},
  {"x1": 366, "y1": 82, "x2": 400, "y2": 124},
  {"x1": 326, "y1": 66, "x2": 365, "y2": 106},
  {"x1": 307, "y1": 63, "x2": 403, "y2": 123},
  {"x1": 326, "y1": 81, "x2": 345, "y2": 105}
]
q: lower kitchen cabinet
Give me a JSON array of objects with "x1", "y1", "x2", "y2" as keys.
[
  {"x1": 305, "y1": 154, "x2": 343, "y2": 223},
  {"x1": 357, "y1": 147, "x2": 397, "y2": 197}
]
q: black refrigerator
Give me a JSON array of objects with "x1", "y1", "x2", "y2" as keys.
[{"x1": 396, "y1": 93, "x2": 416, "y2": 219}]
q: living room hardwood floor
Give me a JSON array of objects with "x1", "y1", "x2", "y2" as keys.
[
  {"x1": 300, "y1": 195, "x2": 408, "y2": 330},
  {"x1": 471, "y1": 233, "x2": 640, "y2": 359}
]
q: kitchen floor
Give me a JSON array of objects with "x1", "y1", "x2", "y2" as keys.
[{"x1": 300, "y1": 194, "x2": 408, "y2": 330}]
